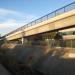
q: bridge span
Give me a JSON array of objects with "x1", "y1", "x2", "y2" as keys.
[{"x1": 4, "y1": 2, "x2": 75, "y2": 46}]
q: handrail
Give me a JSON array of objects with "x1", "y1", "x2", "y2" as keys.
[{"x1": 6, "y1": 1, "x2": 75, "y2": 36}]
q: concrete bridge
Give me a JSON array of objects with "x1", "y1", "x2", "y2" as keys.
[{"x1": 5, "y1": 2, "x2": 75, "y2": 44}]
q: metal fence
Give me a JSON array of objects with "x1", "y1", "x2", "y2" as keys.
[
  {"x1": 6, "y1": 2, "x2": 75, "y2": 36},
  {"x1": 44, "y1": 39, "x2": 75, "y2": 48},
  {"x1": 64, "y1": 40, "x2": 75, "y2": 48},
  {"x1": 22, "y1": 39, "x2": 75, "y2": 48}
]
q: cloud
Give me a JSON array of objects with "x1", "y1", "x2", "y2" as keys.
[
  {"x1": 0, "y1": 8, "x2": 22, "y2": 17},
  {"x1": 0, "y1": 8, "x2": 38, "y2": 23},
  {"x1": 0, "y1": 8, "x2": 38, "y2": 36},
  {"x1": 0, "y1": 19, "x2": 18, "y2": 29},
  {"x1": 0, "y1": 19, "x2": 24, "y2": 36},
  {"x1": 0, "y1": 8, "x2": 37, "y2": 19}
]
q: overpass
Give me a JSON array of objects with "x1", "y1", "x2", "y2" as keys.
[{"x1": 5, "y1": 2, "x2": 75, "y2": 45}]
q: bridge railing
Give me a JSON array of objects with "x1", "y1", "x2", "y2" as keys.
[{"x1": 6, "y1": 2, "x2": 75, "y2": 36}]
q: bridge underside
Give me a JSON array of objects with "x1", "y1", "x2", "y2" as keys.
[{"x1": 7, "y1": 26, "x2": 75, "y2": 48}]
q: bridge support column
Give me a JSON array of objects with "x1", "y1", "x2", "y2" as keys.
[{"x1": 21, "y1": 37, "x2": 24, "y2": 44}]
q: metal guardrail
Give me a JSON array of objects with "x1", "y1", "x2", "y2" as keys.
[{"x1": 6, "y1": 2, "x2": 75, "y2": 36}]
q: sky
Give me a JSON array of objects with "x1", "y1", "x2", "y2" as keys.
[{"x1": 0, "y1": 0, "x2": 75, "y2": 36}]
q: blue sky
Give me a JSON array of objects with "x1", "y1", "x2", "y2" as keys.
[{"x1": 0, "y1": 0, "x2": 75, "y2": 36}]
